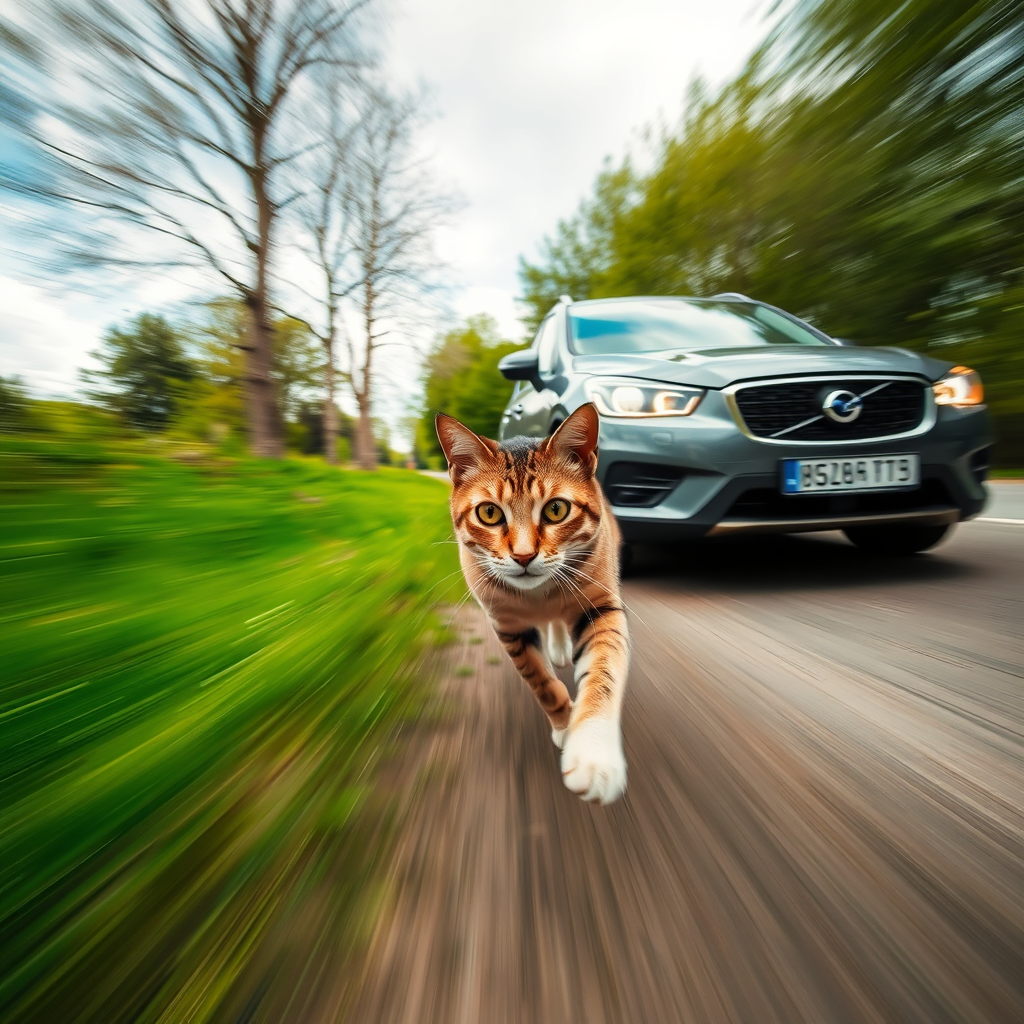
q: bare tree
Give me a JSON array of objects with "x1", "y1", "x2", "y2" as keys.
[
  {"x1": 338, "y1": 86, "x2": 451, "y2": 470},
  {"x1": 1, "y1": 0, "x2": 367, "y2": 456},
  {"x1": 289, "y1": 73, "x2": 357, "y2": 463}
]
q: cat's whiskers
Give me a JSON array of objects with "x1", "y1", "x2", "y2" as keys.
[
  {"x1": 547, "y1": 569, "x2": 576, "y2": 609},
  {"x1": 559, "y1": 561, "x2": 651, "y2": 629},
  {"x1": 426, "y1": 564, "x2": 477, "y2": 594},
  {"x1": 550, "y1": 563, "x2": 593, "y2": 616}
]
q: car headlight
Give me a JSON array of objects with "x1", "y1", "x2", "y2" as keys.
[
  {"x1": 584, "y1": 377, "x2": 704, "y2": 418},
  {"x1": 933, "y1": 366, "x2": 984, "y2": 407}
]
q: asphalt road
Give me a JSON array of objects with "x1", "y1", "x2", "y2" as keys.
[{"x1": 347, "y1": 484, "x2": 1024, "y2": 1023}]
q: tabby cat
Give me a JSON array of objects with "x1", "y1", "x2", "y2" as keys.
[{"x1": 436, "y1": 402, "x2": 629, "y2": 804}]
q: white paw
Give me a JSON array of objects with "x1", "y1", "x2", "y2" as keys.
[
  {"x1": 560, "y1": 718, "x2": 627, "y2": 804},
  {"x1": 551, "y1": 726, "x2": 568, "y2": 749},
  {"x1": 547, "y1": 621, "x2": 572, "y2": 668}
]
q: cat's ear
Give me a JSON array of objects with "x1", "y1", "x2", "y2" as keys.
[
  {"x1": 435, "y1": 414, "x2": 497, "y2": 481},
  {"x1": 545, "y1": 402, "x2": 600, "y2": 474}
]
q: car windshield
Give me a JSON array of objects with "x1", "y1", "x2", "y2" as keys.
[{"x1": 568, "y1": 298, "x2": 829, "y2": 354}]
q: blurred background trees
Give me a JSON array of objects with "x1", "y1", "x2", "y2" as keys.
[
  {"x1": 520, "y1": 0, "x2": 1024, "y2": 464},
  {"x1": 2, "y1": 0, "x2": 445, "y2": 467},
  {"x1": 416, "y1": 315, "x2": 520, "y2": 467},
  {"x1": 0, "y1": 377, "x2": 38, "y2": 434},
  {"x1": 337, "y1": 87, "x2": 453, "y2": 469},
  {"x1": 80, "y1": 315, "x2": 195, "y2": 432},
  {"x1": 2, "y1": 0, "x2": 370, "y2": 457}
]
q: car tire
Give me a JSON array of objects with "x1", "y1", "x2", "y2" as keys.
[{"x1": 843, "y1": 523, "x2": 952, "y2": 555}]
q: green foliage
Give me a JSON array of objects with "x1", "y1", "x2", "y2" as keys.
[
  {"x1": 0, "y1": 377, "x2": 37, "y2": 433},
  {"x1": 518, "y1": 2, "x2": 1024, "y2": 463},
  {"x1": 417, "y1": 315, "x2": 521, "y2": 462},
  {"x1": 336, "y1": 434, "x2": 353, "y2": 464},
  {"x1": 0, "y1": 432, "x2": 460, "y2": 1020},
  {"x1": 273, "y1": 315, "x2": 327, "y2": 421},
  {"x1": 163, "y1": 298, "x2": 326, "y2": 451},
  {"x1": 81, "y1": 314, "x2": 195, "y2": 431},
  {"x1": 170, "y1": 299, "x2": 248, "y2": 446},
  {"x1": 291, "y1": 401, "x2": 355, "y2": 457},
  {"x1": 518, "y1": 162, "x2": 635, "y2": 336}
]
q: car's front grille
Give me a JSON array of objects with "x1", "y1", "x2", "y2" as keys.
[
  {"x1": 734, "y1": 378, "x2": 926, "y2": 441},
  {"x1": 724, "y1": 479, "x2": 954, "y2": 521},
  {"x1": 603, "y1": 462, "x2": 684, "y2": 507}
]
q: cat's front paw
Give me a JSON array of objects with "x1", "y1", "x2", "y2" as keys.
[
  {"x1": 547, "y1": 621, "x2": 573, "y2": 668},
  {"x1": 561, "y1": 718, "x2": 626, "y2": 804}
]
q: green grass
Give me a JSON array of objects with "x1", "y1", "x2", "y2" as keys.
[{"x1": 0, "y1": 437, "x2": 461, "y2": 1022}]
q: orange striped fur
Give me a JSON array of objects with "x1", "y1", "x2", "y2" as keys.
[{"x1": 436, "y1": 403, "x2": 629, "y2": 803}]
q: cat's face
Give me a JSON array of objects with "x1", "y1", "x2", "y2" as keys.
[{"x1": 436, "y1": 404, "x2": 603, "y2": 592}]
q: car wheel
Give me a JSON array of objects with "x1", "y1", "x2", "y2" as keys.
[{"x1": 843, "y1": 523, "x2": 952, "y2": 555}]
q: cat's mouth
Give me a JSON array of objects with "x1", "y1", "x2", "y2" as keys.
[{"x1": 497, "y1": 566, "x2": 552, "y2": 591}]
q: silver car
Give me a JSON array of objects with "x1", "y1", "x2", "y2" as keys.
[{"x1": 498, "y1": 295, "x2": 991, "y2": 555}]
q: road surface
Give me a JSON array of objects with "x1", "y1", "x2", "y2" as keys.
[{"x1": 345, "y1": 484, "x2": 1024, "y2": 1023}]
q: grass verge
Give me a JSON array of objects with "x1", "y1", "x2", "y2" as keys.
[{"x1": 0, "y1": 437, "x2": 461, "y2": 1022}]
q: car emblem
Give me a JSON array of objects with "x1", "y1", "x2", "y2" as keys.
[{"x1": 822, "y1": 389, "x2": 863, "y2": 423}]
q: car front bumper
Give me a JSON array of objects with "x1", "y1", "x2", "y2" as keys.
[{"x1": 596, "y1": 393, "x2": 991, "y2": 543}]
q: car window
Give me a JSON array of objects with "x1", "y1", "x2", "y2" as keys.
[
  {"x1": 568, "y1": 298, "x2": 829, "y2": 355},
  {"x1": 536, "y1": 316, "x2": 559, "y2": 375}
]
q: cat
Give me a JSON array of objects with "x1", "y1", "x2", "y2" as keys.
[{"x1": 435, "y1": 402, "x2": 629, "y2": 804}]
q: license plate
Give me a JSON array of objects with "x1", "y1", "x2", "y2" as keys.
[{"x1": 781, "y1": 454, "x2": 919, "y2": 494}]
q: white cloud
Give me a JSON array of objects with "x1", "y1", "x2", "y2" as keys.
[
  {"x1": 386, "y1": 0, "x2": 763, "y2": 324},
  {"x1": 450, "y1": 286, "x2": 523, "y2": 340},
  {"x1": 0, "y1": 275, "x2": 106, "y2": 396}
]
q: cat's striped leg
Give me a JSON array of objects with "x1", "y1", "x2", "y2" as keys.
[
  {"x1": 561, "y1": 605, "x2": 630, "y2": 804},
  {"x1": 495, "y1": 626, "x2": 573, "y2": 731}
]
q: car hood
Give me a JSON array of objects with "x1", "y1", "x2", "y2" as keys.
[{"x1": 571, "y1": 346, "x2": 952, "y2": 389}]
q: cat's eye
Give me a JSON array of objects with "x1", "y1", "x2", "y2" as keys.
[
  {"x1": 476, "y1": 502, "x2": 505, "y2": 526},
  {"x1": 542, "y1": 498, "x2": 571, "y2": 523}
]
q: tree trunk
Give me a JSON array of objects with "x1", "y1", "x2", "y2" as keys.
[
  {"x1": 355, "y1": 391, "x2": 377, "y2": 470},
  {"x1": 323, "y1": 332, "x2": 338, "y2": 464},
  {"x1": 245, "y1": 294, "x2": 284, "y2": 458},
  {"x1": 355, "y1": 278, "x2": 378, "y2": 470},
  {"x1": 246, "y1": 127, "x2": 284, "y2": 458}
]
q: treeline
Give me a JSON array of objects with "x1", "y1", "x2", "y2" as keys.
[
  {"x1": 0, "y1": 302, "x2": 411, "y2": 467},
  {"x1": 416, "y1": 315, "x2": 520, "y2": 466},
  {"x1": 520, "y1": 0, "x2": 1023, "y2": 464},
  {"x1": 2, "y1": 1, "x2": 448, "y2": 467}
]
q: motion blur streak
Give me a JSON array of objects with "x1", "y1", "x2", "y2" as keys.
[
  {"x1": 0, "y1": 444, "x2": 459, "y2": 1023},
  {"x1": 346, "y1": 509, "x2": 1024, "y2": 1023}
]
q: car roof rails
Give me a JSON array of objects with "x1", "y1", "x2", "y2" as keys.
[{"x1": 711, "y1": 292, "x2": 753, "y2": 301}]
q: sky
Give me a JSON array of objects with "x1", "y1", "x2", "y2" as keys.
[{"x1": 0, "y1": 0, "x2": 764, "y2": 402}]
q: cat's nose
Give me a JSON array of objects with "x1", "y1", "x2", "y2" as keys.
[{"x1": 511, "y1": 552, "x2": 537, "y2": 568}]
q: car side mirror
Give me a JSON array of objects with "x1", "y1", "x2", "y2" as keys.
[{"x1": 498, "y1": 349, "x2": 541, "y2": 387}]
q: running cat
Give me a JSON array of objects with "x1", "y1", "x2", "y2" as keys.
[{"x1": 436, "y1": 403, "x2": 629, "y2": 804}]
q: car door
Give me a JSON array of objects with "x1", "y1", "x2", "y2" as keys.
[
  {"x1": 505, "y1": 382, "x2": 547, "y2": 439},
  {"x1": 515, "y1": 314, "x2": 561, "y2": 437},
  {"x1": 500, "y1": 380, "x2": 528, "y2": 439}
]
